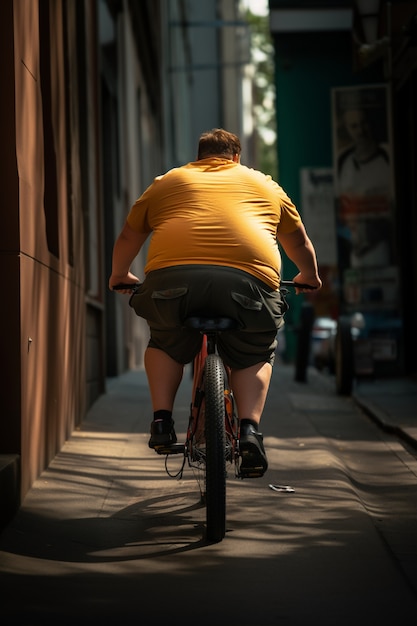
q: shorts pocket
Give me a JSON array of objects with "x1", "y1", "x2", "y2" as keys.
[
  {"x1": 231, "y1": 291, "x2": 263, "y2": 311},
  {"x1": 130, "y1": 284, "x2": 189, "y2": 328},
  {"x1": 151, "y1": 287, "x2": 188, "y2": 300},
  {"x1": 231, "y1": 286, "x2": 287, "y2": 332}
]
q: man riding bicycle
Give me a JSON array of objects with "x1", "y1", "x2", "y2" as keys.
[{"x1": 109, "y1": 128, "x2": 322, "y2": 477}]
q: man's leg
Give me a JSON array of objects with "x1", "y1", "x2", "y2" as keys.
[
  {"x1": 230, "y1": 362, "x2": 272, "y2": 425},
  {"x1": 144, "y1": 346, "x2": 184, "y2": 411},
  {"x1": 230, "y1": 361, "x2": 272, "y2": 476},
  {"x1": 145, "y1": 347, "x2": 183, "y2": 448}
]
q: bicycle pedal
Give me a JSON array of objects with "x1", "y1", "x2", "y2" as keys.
[
  {"x1": 238, "y1": 466, "x2": 265, "y2": 479},
  {"x1": 155, "y1": 443, "x2": 185, "y2": 455}
]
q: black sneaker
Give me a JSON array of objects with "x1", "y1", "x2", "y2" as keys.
[
  {"x1": 148, "y1": 419, "x2": 177, "y2": 449},
  {"x1": 239, "y1": 424, "x2": 268, "y2": 477}
]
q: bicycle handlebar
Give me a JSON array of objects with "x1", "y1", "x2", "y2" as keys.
[
  {"x1": 112, "y1": 282, "x2": 141, "y2": 291},
  {"x1": 280, "y1": 281, "x2": 317, "y2": 290}
]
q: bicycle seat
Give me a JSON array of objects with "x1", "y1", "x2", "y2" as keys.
[{"x1": 184, "y1": 316, "x2": 238, "y2": 331}]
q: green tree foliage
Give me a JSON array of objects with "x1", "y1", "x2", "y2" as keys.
[{"x1": 244, "y1": 9, "x2": 278, "y2": 179}]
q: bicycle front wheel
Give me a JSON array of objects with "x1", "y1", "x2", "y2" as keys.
[{"x1": 204, "y1": 354, "x2": 227, "y2": 543}]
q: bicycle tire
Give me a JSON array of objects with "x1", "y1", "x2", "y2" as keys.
[{"x1": 204, "y1": 354, "x2": 227, "y2": 543}]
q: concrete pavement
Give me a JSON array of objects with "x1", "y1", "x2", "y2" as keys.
[
  {"x1": 352, "y1": 374, "x2": 417, "y2": 449},
  {"x1": 0, "y1": 363, "x2": 416, "y2": 625}
]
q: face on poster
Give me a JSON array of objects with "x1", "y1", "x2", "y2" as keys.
[{"x1": 332, "y1": 84, "x2": 398, "y2": 310}]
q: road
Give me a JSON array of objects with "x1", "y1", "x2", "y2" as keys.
[{"x1": 0, "y1": 364, "x2": 416, "y2": 625}]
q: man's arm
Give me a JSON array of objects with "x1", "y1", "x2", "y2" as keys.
[
  {"x1": 277, "y1": 224, "x2": 322, "y2": 292},
  {"x1": 108, "y1": 221, "x2": 149, "y2": 291}
]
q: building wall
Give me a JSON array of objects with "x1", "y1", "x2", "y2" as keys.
[
  {"x1": 269, "y1": 2, "x2": 356, "y2": 360},
  {"x1": 0, "y1": 0, "x2": 251, "y2": 528},
  {"x1": 1, "y1": 0, "x2": 87, "y2": 500},
  {"x1": 389, "y1": 2, "x2": 417, "y2": 375},
  {"x1": 101, "y1": 0, "x2": 165, "y2": 377},
  {"x1": 161, "y1": 0, "x2": 249, "y2": 168},
  {"x1": 269, "y1": 0, "x2": 417, "y2": 376},
  {"x1": 0, "y1": 0, "x2": 20, "y2": 476}
]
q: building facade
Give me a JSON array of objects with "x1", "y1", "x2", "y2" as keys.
[
  {"x1": 0, "y1": 0, "x2": 251, "y2": 528},
  {"x1": 269, "y1": 0, "x2": 417, "y2": 378}
]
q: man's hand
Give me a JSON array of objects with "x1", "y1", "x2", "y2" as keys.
[
  {"x1": 292, "y1": 272, "x2": 322, "y2": 295},
  {"x1": 109, "y1": 271, "x2": 140, "y2": 293}
]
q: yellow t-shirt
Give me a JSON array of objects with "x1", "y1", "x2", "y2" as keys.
[{"x1": 126, "y1": 158, "x2": 301, "y2": 289}]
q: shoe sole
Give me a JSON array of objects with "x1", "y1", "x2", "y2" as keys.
[
  {"x1": 154, "y1": 443, "x2": 185, "y2": 455},
  {"x1": 239, "y1": 440, "x2": 268, "y2": 478}
]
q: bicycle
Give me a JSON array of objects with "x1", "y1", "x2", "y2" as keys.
[{"x1": 113, "y1": 279, "x2": 314, "y2": 543}]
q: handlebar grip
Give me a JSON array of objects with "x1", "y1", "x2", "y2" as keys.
[
  {"x1": 112, "y1": 283, "x2": 140, "y2": 291},
  {"x1": 281, "y1": 281, "x2": 317, "y2": 290}
]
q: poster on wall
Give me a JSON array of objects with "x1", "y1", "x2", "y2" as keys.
[
  {"x1": 332, "y1": 84, "x2": 398, "y2": 312},
  {"x1": 332, "y1": 84, "x2": 401, "y2": 370},
  {"x1": 300, "y1": 168, "x2": 337, "y2": 267},
  {"x1": 300, "y1": 168, "x2": 339, "y2": 318}
]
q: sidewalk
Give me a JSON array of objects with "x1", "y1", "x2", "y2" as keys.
[
  {"x1": 0, "y1": 364, "x2": 416, "y2": 625},
  {"x1": 352, "y1": 375, "x2": 417, "y2": 450}
]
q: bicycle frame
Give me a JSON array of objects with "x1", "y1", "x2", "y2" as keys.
[
  {"x1": 186, "y1": 332, "x2": 239, "y2": 474},
  {"x1": 183, "y1": 322, "x2": 240, "y2": 542}
]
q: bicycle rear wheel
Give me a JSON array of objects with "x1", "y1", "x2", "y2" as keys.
[{"x1": 204, "y1": 353, "x2": 227, "y2": 543}]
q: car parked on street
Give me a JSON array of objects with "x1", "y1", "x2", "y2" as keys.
[{"x1": 311, "y1": 316, "x2": 337, "y2": 372}]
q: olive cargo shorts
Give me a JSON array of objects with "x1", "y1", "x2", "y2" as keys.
[{"x1": 129, "y1": 265, "x2": 288, "y2": 369}]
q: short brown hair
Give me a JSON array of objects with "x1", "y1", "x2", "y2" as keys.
[{"x1": 197, "y1": 128, "x2": 242, "y2": 160}]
